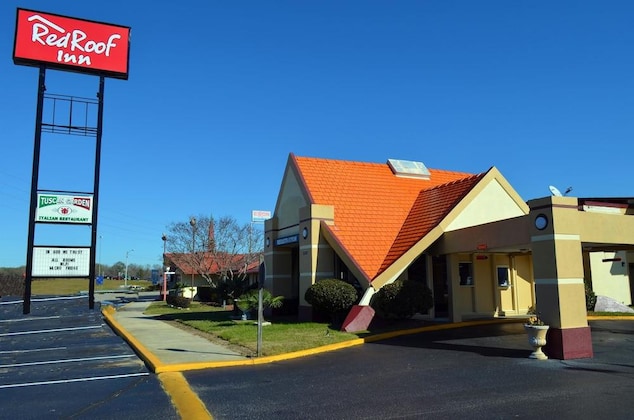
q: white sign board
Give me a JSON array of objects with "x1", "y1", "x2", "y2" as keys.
[
  {"x1": 251, "y1": 210, "x2": 271, "y2": 223},
  {"x1": 35, "y1": 193, "x2": 93, "y2": 224},
  {"x1": 32, "y1": 247, "x2": 91, "y2": 277}
]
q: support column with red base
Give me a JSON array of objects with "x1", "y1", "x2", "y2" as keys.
[
  {"x1": 544, "y1": 326, "x2": 593, "y2": 359},
  {"x1": 528, "y1": 196, "x2": 593, "y2": 360}
]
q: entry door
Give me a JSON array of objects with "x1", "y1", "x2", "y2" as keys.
[{"x1": 432, "y1": 255, "x2": 448, "y2": 317}]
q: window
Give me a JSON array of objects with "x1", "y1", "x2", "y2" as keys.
[
  {"x1": 459, "y1": 262, "x2": 473, "y2": 286},
  {"x1": 497, "y1": 266, "x2": 510, "y2": 287}
]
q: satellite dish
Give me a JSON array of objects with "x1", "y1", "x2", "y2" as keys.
[{"x1": 549, "y1": 185, "x2": 563, "y2": 196}]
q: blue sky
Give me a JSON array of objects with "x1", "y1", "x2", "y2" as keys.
[{"x1": 2, "y1": 1, "x2": 634, "y2": 268}]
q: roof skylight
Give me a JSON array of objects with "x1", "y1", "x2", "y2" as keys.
[{"x1": 387, "y1": 159, "x2": 430, "y2": 180}]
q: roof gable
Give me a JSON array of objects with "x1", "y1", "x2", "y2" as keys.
[
  {"x1": 381, "y1": 173, "x2": 486, "y2": 273},
  {"x1": 444, "y1": 175, "x2": 529, "y2": 231},
  {"x1": 292, "y1": 155, "x2": 481, "y2": 281}
]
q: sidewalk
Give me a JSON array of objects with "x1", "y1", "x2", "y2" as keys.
[{"x1": 102, "y1": 297, "x2": 250, "y2": 373}]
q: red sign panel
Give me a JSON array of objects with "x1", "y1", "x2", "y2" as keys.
[{"x1": 13, "y1": 8, "x2": 130, "y2": 80}]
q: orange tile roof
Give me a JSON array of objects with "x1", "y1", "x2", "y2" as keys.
[{"x1": 292, "y1": 155, "x2": 486, "y2": 282}]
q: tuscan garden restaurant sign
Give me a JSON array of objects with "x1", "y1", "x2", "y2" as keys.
[
  {"x1": 13, "y1": 8, "x2": 130, "y2": 79},
  {"x1": 35, "y1": 193, "x2": 93, "y2": 224},
  {"x1": 32, "y1": 247, "x2": 91, "y2": 277}
]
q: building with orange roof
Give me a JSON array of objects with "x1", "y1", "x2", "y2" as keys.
[{"x1": 264, "y1": 153, "x2": 634, "y2": 360}]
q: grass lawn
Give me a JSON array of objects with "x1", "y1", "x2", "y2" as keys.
[
  {"x1": 144, "y1": 301, "x2": 363, "y2": 357},
  {"x1": 31, "y1": 278, "x2": 152, "y2": 295}
]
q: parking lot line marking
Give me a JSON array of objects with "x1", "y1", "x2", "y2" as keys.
[
  {"x1": 0, "y1": 354, "x2": 137, "y2": 368},
  {"x1": 0, "y1": 347, "x2": 67, "y2": 354},
  {"x1": 0, "y1": 324, "x2": 104, "y2": 337},
  {"x1": 0, "y1": 296, "x2": 86, "y2": 305},
  {"x1": 0, "y1": 316, "x2": 61, "y2": 323},
  {"x1": 0, "y1": 372, "x2": 150, "y2": 389}
]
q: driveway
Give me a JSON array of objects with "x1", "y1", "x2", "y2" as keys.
[{"x1": 185, "y1": 320, "x2": 634, "y2": 419}]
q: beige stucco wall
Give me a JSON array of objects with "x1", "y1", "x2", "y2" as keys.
[
  {"x1": 446, "y1": 178, "x2": 528, "y2": 231},
  {"x1": 590, "y1": 251, "x2": 631, "y2": 305},
  {"x1": 265, "y1": 166, "x2": 307, "y2": 303},
  {"x1": 578, "y1": 211, "x2": 634, "y2": 245}
]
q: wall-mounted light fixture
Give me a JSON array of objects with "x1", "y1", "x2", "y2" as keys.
[
  {"x1": 266, "y1": 237, "x2": 270, "y2": 247},
  {"x1": 534, "y1": 214, "x2": 548, "y2": 230},
  {"x1": 302, "y1": 227, "x2": 308, "y2": 239}
]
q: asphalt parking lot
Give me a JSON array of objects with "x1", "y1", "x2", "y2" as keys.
[
  {"x1": 3, "y1": 294, "x2": 634, "y2": 419},
  {"x1": 186, "y1": 320, "x2": 634, "y2": 420},
  {"x1": 0, "y1": 295, "x2": 178, "y2": 420}
]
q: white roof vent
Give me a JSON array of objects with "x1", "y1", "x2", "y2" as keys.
[{"x1": 387, "y1": 159, "x2": 430, "y2": 180}]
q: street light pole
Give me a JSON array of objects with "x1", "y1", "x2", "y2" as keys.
[
  {"x1": 161, "y1": 233, "x2": 167, "y2": 300},
  {"x1": 124, "y1": 248, "x2": 134, "y2": 287},
  {"x1": 189, "y1": 217, "x2": 196, "y2": 291}
]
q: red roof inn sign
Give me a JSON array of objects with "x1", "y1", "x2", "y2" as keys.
[{"x1": 13, "y1": 8, "x2": 130, "y2": 79}]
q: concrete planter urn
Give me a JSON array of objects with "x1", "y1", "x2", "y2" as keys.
[{"x1": 524, "y1": 324, "x2": 549, "y2": 360}]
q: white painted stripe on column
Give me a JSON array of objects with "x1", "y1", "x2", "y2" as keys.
[
  {"x1": 535, "y1": 278, "x2": 584, "y2": 285},
  {"x1": 531, "y1": 234, "x2": 580, "y2": 242}
]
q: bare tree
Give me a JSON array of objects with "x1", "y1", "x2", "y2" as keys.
[{"x1": 164, "y1": 214, "x2": 263, "y2": 288}]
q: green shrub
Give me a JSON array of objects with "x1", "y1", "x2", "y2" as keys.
[
  {"x1": 371, "y1": 279, "x2": 434, "y2": 320},
  {"x1": 236, "y1": 289, "x2": 284, "y2": 313},
  {"x1": 585, "y1": 282, "x2": 597, "y2": 311},
  {"x1": 304, "y1": 279, "x2": 358, "y2": 321},
  {"x1": 166, "y1": 295, "x2": 192, "y2": 309}
]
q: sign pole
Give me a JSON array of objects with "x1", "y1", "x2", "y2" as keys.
[
  {"x1": 23, "y1": 66, "x2": 46, "y2": 315},
  {"x1": 88, "y1": 76, "x2": 105, "y2": 310}
]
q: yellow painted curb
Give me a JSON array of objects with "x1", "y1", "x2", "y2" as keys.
[
  {"x1": 101, "y1": 306, "x2": 163, "y2": 372},
  {"x1": 159, "y1": 371, "x2": 212, "y2": 420},
  {"x1": 364, "y1": 318, "x2": 525, "y2": 343},
  {"x1": 155, "y1": 338, "x2": 366, "y2": 373},
  {"x1": 588, "y1": 316, "x2": 634, "y2": 321}
]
